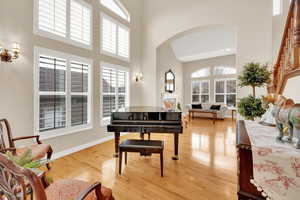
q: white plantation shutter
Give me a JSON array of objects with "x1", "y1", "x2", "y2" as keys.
[
  {"x1": 118, "y1": 26, "x2": 129, "y2": 58},
  {"x1": 101, "y1": 64, "x2": 128, "y2": 120},
  {"x1": 70, "y1": 0, "x2": 91, "y2": 45},
  {"x1": 38, "y1": 0, "x2": 67, "y2": 37},
  {"x1": 102, "y1": 16, "x2": 117, "y2": 54}
]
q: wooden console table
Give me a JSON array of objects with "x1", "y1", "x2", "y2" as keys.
[{"x1": 236, "y1": 120, "x2": 265, "y2": 200}]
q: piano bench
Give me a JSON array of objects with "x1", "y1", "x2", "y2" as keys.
[{"x1": 118, "y1": 139, "x2": 164, "y2": 177}]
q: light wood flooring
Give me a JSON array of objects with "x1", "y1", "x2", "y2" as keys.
[{"x1": 47, "y1": 118, "x2": 238, "y2": 200}]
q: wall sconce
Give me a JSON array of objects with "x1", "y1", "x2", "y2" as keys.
[
  {"x1": 0, "y1": 42, "x2": 20, "y2": 62},
  {"x1": 134, "y1": 72, "x2": 143, "y2": 82}
]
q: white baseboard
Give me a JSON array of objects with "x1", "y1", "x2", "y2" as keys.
[{"x1": 51, "y1": 133, "x2": 128, "y2": 160}]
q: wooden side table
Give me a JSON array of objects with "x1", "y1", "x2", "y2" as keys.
[{"x1": 230, "y1": 108, "x2": 237, "y2": 120}]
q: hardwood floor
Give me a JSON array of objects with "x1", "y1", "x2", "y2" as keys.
[{"x1": 47, "y1": 118, "x2": 237, "y2": 200}]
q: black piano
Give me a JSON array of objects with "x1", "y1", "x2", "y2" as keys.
[{"x1": 107, "y1": 106, "x2": 183, "y2": 160}]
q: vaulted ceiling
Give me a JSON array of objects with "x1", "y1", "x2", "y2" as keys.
[{"x1": 170, "y1": 26, "x2": 237, "y2": 62}]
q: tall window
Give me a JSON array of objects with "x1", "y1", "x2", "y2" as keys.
[
  {"x1": 100, "y1": 0, "x2": 130, "y2": 22},
  {"x1": 35, "y1": 48, "x2": 92, "y2": 138},
  {"x1": 273, "y1": 0, "x2": 282, "y2": 16},
  {"x1": 215, "y1": 79, "x2": 237, "y2": 107},
  {"x1": 192, "y1": 80, "x2": 210, "y2": 103},
  {"x1": 101, "y1": 14, "x2": 130, "y2": 60},
  {"x1": 101, "y1": 63, "x2": 129, "y2": 124},
  {"x1": 35, "y1": 0, "x2": 92, "y2": 49}
]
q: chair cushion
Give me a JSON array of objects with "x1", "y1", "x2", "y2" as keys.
[
  {"x1": 16, "y1": 144, "x2": 51, "y2": 160},
  {"x1": 192, "y1": 104, "x2": 202, "y2": 109},
  {"x1": 45, "y1": 179, "x2": 114, "y2": 200}
]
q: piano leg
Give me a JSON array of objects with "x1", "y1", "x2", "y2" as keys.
[
  {"x1": 114, "y1": 132, "x2": 120, "y2": 158},
  {"x1": 172, "y1": 133, "x2": 179, "y2": 160}
]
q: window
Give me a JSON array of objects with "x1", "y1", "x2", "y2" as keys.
[
  {"x1": 101, "y1": 14, "x2": 130, "y2": 60},
  {"x1": 34, "y1": 0, "x2": 92, "y2": 49},
  {"x1": 34, "y1": 48, "x2": 92, "y2": 138},
  {"x1": 37, "y1": 0, "x2": 67, "y2": 37},
  {"x1": 101, "y1": 62, "x2": 129, "y2": 124},
  {"x1": 192, "y1": 80, "x2": 210, "y2": 103},
  {"x1": 213, "y1": 66, "x2": 237, "y2": 76},
  {"x1": 70, "y1": 0, "x2": 92, "y2": 45},
  {"x1": 100, "y1": 0, "x2": 130, "y2": 22},
  {"x1": 273, "y1": 0, "x2": 282, "y2": 16},
  {"x1": 215, "y1": 79, "x2": 237, "y2": 107},
  {"x1": 191, "y1": 68, "x2": 211, "y2": 78}
]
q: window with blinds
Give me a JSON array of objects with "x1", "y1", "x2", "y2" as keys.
[
  {"x1": 101, "y1": 64, "x2": 128, "y2": 121},
  {"x1": 101, "y1": 14, "x2": 130, "y2": 60},
  {"x1": 215, "y1": 79, "x2": 237, "y2": 107},
  {"x1": 39, "y1": 56, "x2": 67, "y2": 131},
  {"x1": 102, "y1": 17, "x2": 117, "y2": 54},
  {"x1": 38, "y1": 0, "x2": 67, "y2": 37},
  {"x1": 36, "y1": 48, "x2": 92, "y2": 135},
  {"x1": 35, "y1": 0, "x2": 92, "y2": 48},
  {"x1": 192, "y1": 80, "x2": 210, "y2": 103},
  {"x1": 70, "y1": 0, "x2": 91, "y2": 45},
  {"x1": 100, "y1": 0, "x2": 130, "y2": 22}
]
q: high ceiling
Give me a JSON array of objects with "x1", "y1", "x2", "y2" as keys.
[{"x1": 170, "y1": 26, "x2": 237, "y2": 62}]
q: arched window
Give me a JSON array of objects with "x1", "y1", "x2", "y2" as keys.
[
  {"x1": 100, "y1": 0, "x2": 130, "y2": 22},
  {"x1": 191, "y1": 68, "x2": 211, "y2": 78},
  {"x1": 213, "y1": 66, "x2": 237, "y2": 76}
]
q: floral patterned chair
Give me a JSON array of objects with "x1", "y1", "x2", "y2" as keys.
[
  {"x1": 0, "y1": 118, "x2": 53, "y2": 169},
  {"x1": 0, "y1": 153, "x2": 114, "y2": 200}
]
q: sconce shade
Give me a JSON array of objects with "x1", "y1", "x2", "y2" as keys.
[{"x1": 0, "y1": 42, "x2": 20, "y2": 62}]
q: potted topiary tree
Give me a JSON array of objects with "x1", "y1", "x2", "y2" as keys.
[{"x1": 237, "y1": 62, "x2": 271, "y2": 120}]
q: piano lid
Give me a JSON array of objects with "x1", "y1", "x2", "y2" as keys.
[{"x1": 114, "y1": 106, "x2": 182, "y2": 113}]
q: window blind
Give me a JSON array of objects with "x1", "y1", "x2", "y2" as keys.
[
  {"x1": 102, "y1": 17, "x2": 117, "y2": 54},
  {"x1": 71, "y1": 62, "x2": 89, "y2": 126},
  {"x1": 38, "y1": 0, "x2": 67, "y2": 37},
  {"x1": 70, "y1": 0, "x2": 91, "y2": 45},
  {"x1": 118, "y1": 26, "x2": 129, "y2": 58},
  {"x1": 101, "y1": 66, "x2": 128, "y2": 119},
  {"x1": 215, "y1": 79, "x2": 237, "y2": 107},
  {"x1": 39, "y1": 56, "x2": 67, "y2": 131}
]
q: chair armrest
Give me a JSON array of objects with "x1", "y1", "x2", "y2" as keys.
[
  {"x1": 0, "y1": 147, "x2": 16, "y2": 154},
  {"x1": 76, "y1": 182, "x2": 103, "y2": 200},
  {"x1": 12, "y1": 135, "x2": 42, "y2": 144}
]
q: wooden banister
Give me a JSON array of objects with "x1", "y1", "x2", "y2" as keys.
[{"x1": 268, "y1": 0, "x2": 300, "y2": 94}]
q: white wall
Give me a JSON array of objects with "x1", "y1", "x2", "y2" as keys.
[
  {"x1": 141, "y1": 0, "x2": 273, "y2": 106},
  {"x1": 156, "y1": 42, "x2": 183, "y2": 107},
  {"x1": 0, "y1": 0, "x2": 143, "y2": 154},
  {"x1": 183, "y1": 55, "x2": 236, "y2": 107}
]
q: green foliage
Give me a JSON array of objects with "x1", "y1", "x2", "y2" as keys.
[
  {"x1": 238, "y1": 96, "x2": 266, "y2": 120},
  {"x1": 238, "y1": 62, "x2": 271, "y2": 97},
  {"x1": 6, "y1": 149, "x2": 42, "y2": 169}
]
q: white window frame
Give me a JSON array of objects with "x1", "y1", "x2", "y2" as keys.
[
  {"x1": 34, "y1": 47, "x2": 93, "y2": 140},
  {"x1": 191, "y1": 79, "x2": 210, "y2": 104},
  {"x1": 214, "y1": 78, "x2": 237, "y2": 107},
  {"x1": 273, "y1": 0, "x2": 282, "y2": 16},
  {"x1": 100, "y1": 0, "x2": 131, "y2": 22},
  {"x1": 33, "y1": 0, "x2": 93, "y2": 50},
  {"x1": 100, "y1": 62, "x2": 130, "y2": 126},
  {"x1": 100, "y1": 13, "x2": 130, "y2": 62}
]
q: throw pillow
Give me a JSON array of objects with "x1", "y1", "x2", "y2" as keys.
[
  {"x1": 210, "y1": 105, "x2": 221, "y2": 110},
  {"x1": 192, "y1": 104, "x2": 202, "y2": 109}
]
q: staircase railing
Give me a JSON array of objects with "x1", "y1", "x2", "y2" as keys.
[{"x1": 268, "y1": 0, "x2": 300, "y2": 94}]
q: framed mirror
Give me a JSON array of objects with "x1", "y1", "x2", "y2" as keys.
[{"x1": 165, "y1": 69, "x2": 175, "y2": 93}]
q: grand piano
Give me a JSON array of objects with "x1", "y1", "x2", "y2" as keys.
[{"x1": 107, "y1": 106, "x2": 183, "y2": 160}]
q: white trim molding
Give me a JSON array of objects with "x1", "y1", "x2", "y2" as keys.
[{"x1": 51, "y1": 132, "x2": 129, "y2": 160}]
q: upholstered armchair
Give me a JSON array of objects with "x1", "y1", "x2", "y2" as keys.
[
  {"x1": 0, "y1": 153, "x2": 114, "y2": 200},
  {"x1": 0, "y1": 118, "x2": 53, "y2": 169}
]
